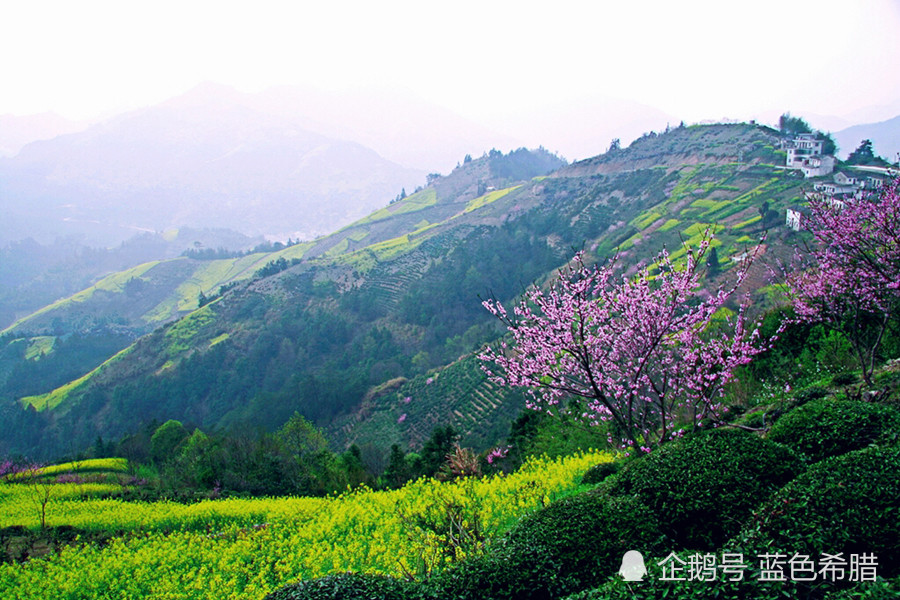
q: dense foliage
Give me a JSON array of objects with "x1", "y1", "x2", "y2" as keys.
[
  {"x1": 768, "y1": 398, "x2": 900, "y2": 462},
  {"x1": 264, "y1": 573, "x2": 411, "y2": 600},
  {"x1": 788, "y1": 177, "x2": 900, "y2": 384},
  {"x1": 424, "y1": 493, "x2": 662, "y2": 600},
  {"x1": 736, "y1": 446, "x2": 900, "y2": 578},
  {"x1": 601, "y1": 428, "x2": 804, "y2": 549}
]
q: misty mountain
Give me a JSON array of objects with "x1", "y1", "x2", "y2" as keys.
[
  {"x1": 833, "y1": 114, "x2": 900, "y2": 162},
  {"x1": 0, "y1": 112, "x2": 87, "y2": 157},
  {"x1": 0, "y1": 88, "x2": 426, "y2": 246},
  {"x1": 231, "y1": 83, "x2": 522, "y2": 173}
]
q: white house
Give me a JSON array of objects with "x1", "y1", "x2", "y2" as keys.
[
  {"x1": 800, "y1": 155, "x2": 836, "y2": 178},
  {"x1": 834, "y1": 172, "x2": 861, "y2": 187},
  {"x1": 786, "y1": 206, "x2": 807, "y2": 231},
  {"x1": 785, "y1": 134, "x2": 825, "y2": 168},
  {"x1": 783, "y1": 133, "x2": 834, "y2": 178},
  {"x1": 813, "y1": 181, "x2": 855, "y2": 196}
]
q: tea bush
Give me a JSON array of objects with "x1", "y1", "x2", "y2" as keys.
[
  {"x1": 425, "y1": 493, "x2": 663, "y2": 600},
  {"x1": 737, "y1": 445, "x2": 900, "y2": 579},
  {"x1": 600, "y1": 428, "x2": 804, "y2": 549},
  {"x1": 264, "y1": 573, "x2": 410, "y2": 600},
  {"x1": 580, "y1": 461, "x2": 621, "y2": 484},
  {"x1": 767, "y1": 398, "x2": 900, "y2": 462}
]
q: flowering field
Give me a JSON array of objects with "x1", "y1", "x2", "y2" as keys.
[{"x1": 0, "y1": 451, "x2": 608, "y2": 600}]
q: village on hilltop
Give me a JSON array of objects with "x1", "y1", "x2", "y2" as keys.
[{"x1": 781, "y1": 133, "x2": 896, "y2": 231}]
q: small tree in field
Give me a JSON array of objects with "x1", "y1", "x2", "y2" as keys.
[
  {"x1": 787, "y1": 177, "x2": 900, "y2": 385},
  {"x1": 480, "y1": 231, "x2": 766, "y2": 451},
  {"x1": 19, "y1": 464, "x2": 53, "y2": 529}
]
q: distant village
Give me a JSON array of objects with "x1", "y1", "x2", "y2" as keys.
[{"x1": 781, "y1": 133, "x2": 896, "y2": 231}]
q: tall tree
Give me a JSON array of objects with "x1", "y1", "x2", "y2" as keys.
[
  {"x1": 150, "y1": 420, "x2": 188, "y2": 464},
  {"x1": 706, "y1": 246, "x2": 721, "y2": 279},
  {"x1": 846, "y1": 139, "x2": 877, "y2": 165},
  {"x1": 480, "y1": 231, "x2": 766, "y2": 451},
  {"x1": 420, "y1": 425, "x2": 459, "y2": 476},
  {"x1": 821, "y1": 132, "x2": 838, "y2": 156},
  {"x1": 382, "y1": 444, "x2": 411, "y2": 489},
  {"x1": 779, "y1": 113, "x2": 812, "y2": 136}
]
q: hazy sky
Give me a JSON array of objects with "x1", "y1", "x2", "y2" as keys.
[{"x1": 3, "y1": 0, "x2": 900, "y2": 127}]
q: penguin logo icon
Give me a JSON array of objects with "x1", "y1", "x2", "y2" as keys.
[{"x1": 618, "y1": 550, "x2": 647, "y2": 581}]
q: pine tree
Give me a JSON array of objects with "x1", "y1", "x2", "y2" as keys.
[{"x1": 707, "y1": 246, "x2": 720, "y2": 278}]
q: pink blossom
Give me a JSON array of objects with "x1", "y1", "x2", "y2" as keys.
[
  {"x1": 786, "y1": 176, "x2": 900, "y2": 385},
  {"x1": 486, "y1": 446, "x2": 510, "y2": 464},
  {"x1": 397, "y1": 413, "x2": 407, "y2": 424},
  {"x1": 480, "y1": 227, "x2": 766, "y2": 450}
]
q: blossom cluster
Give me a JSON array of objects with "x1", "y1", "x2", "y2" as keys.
[
  {"x1": 481, "y1": 230, "x2": 765, "y2": 449},
  {"x1": 788, "y1": 176, "x2": 900, "y2": 383}
]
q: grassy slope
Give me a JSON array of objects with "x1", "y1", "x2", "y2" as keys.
[
  {"x1": 19, "y1": 345, "x2": 135, "y2": 411},
  {"x1": 3, "y1": 172, "x2": 532, "y2": 418}
]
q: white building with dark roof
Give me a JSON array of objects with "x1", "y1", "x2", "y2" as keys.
[{"x1": 782, "y1": 133, "x2": 834, "y2": 178}]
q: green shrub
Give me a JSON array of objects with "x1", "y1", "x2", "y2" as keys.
[
  {"x1": 424, "y1": 493, "x2": 663, "y2": 600},
  {"x1": 735, "y1": 446, "x2": 900, "y2": 580},
  {"x1": 563, "y1": 575, "x2": 724, "y2": 600},
  {"x1": 831, "y1": 372, "x2": 859, "y2": 386},
  {"x1": 824, "y1": 579, "x2": 900, "y2": 599},
  {"x1": 794, "y1": 385, "x2": 829, "y2": 403},
  {"x1": 263, "y1": 572, "x2": 411, "y2": 600},
  {"x1": 580, "y1": 461, "x2": 621, "y2": 484},
  {"x1": 420, "y1": 554, "x2": 517, "y2": 600},
  {"x1": 601, "y1": 428, "x2": 804, "y2": 550},
  {"x1": 563, "y1": 576, "x2": 900, "y2": 600},
  {"x1": 767, "y1": 398, "x2": 900, "y2": 462},
  {"x1": 567, "y1": 447, "x2": 900, "y2": 599},
  {"x1": 733, "y1": 406, "x2": 766, "y2": 429}
]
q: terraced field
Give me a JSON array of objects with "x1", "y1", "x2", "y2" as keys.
[{"x1": 336, "y1": 354, "x2": 527, "y2": 451}]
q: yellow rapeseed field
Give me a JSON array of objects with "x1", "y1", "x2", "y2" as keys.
[{"x1": 0, "y1": 451, "x2": 610, "y2": 600}]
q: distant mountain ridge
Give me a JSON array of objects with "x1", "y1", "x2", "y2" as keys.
[
  {"x1": 834, "y1": 114, "x2": 900, "y2": 162},
  {"x1": 0, "y1": 88, "x2": 426, "y2": 246},
  {"x1": 221, "y1": 83, "x2": 523, "y2": 172},
  {"x1": 0, "y1": 112, "x2": 87, "y2": 157}
]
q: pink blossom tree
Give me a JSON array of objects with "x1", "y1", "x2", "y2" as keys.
[
  {"x1": 480, "y1": 231, "x2": 766, "y2": 450},
  {"x1": 787, "y1": 177, "x2": 900, "y2": 385}
]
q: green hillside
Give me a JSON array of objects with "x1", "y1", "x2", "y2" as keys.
[
  {"x1": 0, "y1": 129, "x2": 811, "y2": 459},
  {"x1": 1, "y1": 254, "x2": 272, "y2": 338}
]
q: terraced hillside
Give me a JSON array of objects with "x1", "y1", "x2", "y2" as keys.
[
  {"x1": 333, "y1": 354, "x2": 529, "y2": 451},
  {"x1": 0, "y1": 125, "x2": 814, "y2": 458}
]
